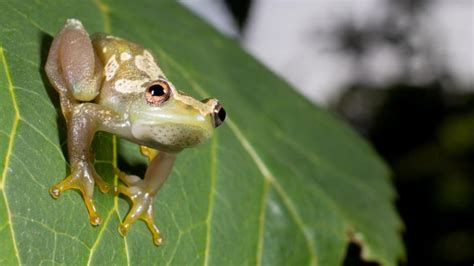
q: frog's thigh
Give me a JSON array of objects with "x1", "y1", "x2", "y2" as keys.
[
  {"x1": 58, "y1": 19, "x2": 101, "y2": 101},
  {"x1": 144, "y1": 152, "x2": 176, "y2": 194}
]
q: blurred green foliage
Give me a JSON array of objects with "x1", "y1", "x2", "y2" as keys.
[{"x1": 334, "y1": 84, "x2": 474, "y2": 265}]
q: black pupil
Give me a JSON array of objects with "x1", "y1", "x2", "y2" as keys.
[
  {"x1": 217, "y1": 107, "x2": 226, "y2": 122},
  {"x1": 149, "y1": 84, "x2": 165, "y2": 96}
]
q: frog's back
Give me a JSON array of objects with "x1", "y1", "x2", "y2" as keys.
[{"x1": 91, "y1": 33, "x2": 165, "y2": 112}]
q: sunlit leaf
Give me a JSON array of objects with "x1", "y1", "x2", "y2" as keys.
[{"x1": 0, "y1": 0, "x2": 404, "y2": 265}]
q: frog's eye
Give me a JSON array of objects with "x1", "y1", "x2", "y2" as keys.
[
  {"x1": 145, "y1": 80, "x2": 171, "y2": 105},
  {"x1": 213, "y1": 103, "x2": 226, "y2": 127}
]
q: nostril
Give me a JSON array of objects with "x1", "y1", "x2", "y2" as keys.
[{"x1": 213, "y1": 104, "x2": 226, "y2": 127}]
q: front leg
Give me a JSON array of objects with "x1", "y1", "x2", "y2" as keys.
[
  {"x1": 116, "y1": 151, "x2": 176, "y2": 246},
  {"x1": 50, "y1": 103, "x2": 128, "y2": 225}
]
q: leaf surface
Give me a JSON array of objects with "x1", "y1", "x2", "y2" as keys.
[{"x1": 0, "y1": 1, "x2": 404, "y2": 265}]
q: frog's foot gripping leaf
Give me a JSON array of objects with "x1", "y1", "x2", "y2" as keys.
[
  {"x1": 140, "y1": 145, "x2": 159, "y2": 161},
  {"x1": 114, "y1": 169, "x2": 162, "y2": 246},
  {"x1": 49, "y1": 161, "x2": 109, "y2": 225}
]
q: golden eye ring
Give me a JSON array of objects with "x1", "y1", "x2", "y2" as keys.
[{"x1": 145, "y1": 80, "x2": 171, "y2": 105}]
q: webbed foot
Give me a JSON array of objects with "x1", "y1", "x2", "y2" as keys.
[
  {"x1": 49, "y1": 161, "x2": 109, "y2": 225},
  {"x1": 114, "y1": 171, "x2": 162, "y2": 246}
]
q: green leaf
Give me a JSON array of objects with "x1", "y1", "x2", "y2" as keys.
[{"x1": 0, "y1": 0, "x2": 405, "y2": 265}]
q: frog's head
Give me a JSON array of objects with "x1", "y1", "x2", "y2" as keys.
[{"x1": 129, "y1": 78, "x2": 225, "y2": 152}]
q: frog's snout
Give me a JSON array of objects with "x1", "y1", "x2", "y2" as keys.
[
  {"x1": 212, "y1": 102, "x2": 226, "y2": 128},
  {"x1": 201, "y1": 98, "x2": 226, "y2": 128}
]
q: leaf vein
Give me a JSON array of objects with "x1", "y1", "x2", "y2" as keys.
[
  {"x1": 52, "y1": 231, "x2": 57, "y2": 264},
  {"x1": 175, "y1": 169, "x2": 195, "y2": 229},
  {"x1": 0, "y1": 223, "x2": 9, "y2": 232},
  {"x1": 4, "y1": 3, "x2": 53, "y2": 35},
  {"x1": 86, "y1": 208, "x2": 115, "y2": 265},
  {"x1": 227, "y1": 120, "x2": 318, "y2": 266},
  {"x1": 92, "y1": 0, "x2": 111, "y2": 33},
  {"x1": 0, "y1": 48, "x2": 41, "y2": 69},
  {"x1": 0, "y1": 46, "x2": 22, "y2": 265},
  {"x1": 13, "y1": 215, "x2": 90, "y2": 250},
  {"x1": 275, "y1": 130, "x2": 387, "y2": 198},
  {"x1": 15, "y1": 86, "x2": 57, "y2": 111},
  {"x1": 10, "y1": 154, "x2": 48, "y2": 190},
  {"x1": 20, "y1": 118, "x2": 65, "y2": 160},
  {"x1": 88, "y1": 2, "x2": 131, "y2": 263},
  {"x1": 203, "y1": 135, "x2": 218, "y2": 266},
  {"x1": 256, "y1": 179, "x2": 270, "y2": 266},
  {"x1": 155, "y1": 50, "x2": 319, "y2": 266},
  {"x1": 165, "y1": 233, "x2": 182, "y2": 266}
]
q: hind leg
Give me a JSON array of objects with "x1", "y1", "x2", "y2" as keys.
[
  {"x1": 115, "y1": 152, "x2": 176, "y2": 246},
  {"x1": 46, "y1": 19, "x2": 110, "y2": 225},
  {"x1": 49, "y1": 103, "x2": 107, "y2": 225},
  {"x1": 45, "y1": 19, "x2": 102, "y2": 126},
  {"x1": 45, "y1": 19, "x2": 102, "y2": 105},
  {"x1": 49, "y1": 103, "x2": 128, "y2": 225}
]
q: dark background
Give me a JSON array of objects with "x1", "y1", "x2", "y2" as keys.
[{"x1": 219, "y1": 0, "x2": 474, "y2": 265}]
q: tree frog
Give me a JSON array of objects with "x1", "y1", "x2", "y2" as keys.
[{"x1": 45, "y1": 19, "x2": 226, "y2": 246}]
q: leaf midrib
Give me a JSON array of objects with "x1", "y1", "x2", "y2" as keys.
[
  {"x1": 0, "y1": 2, "x2": 373, "y2": 265},
  {"x1": 0, "y1": 2, "x2": 133, "y2": 264},
  {"x1": 0, "y1": 45, "x2": 22, "y2": 265},
  {"x1": 86, "y1": 1, "x2": 131, "y2": 264},
  {"x1": 1, "y1": 9, "x2": 320, "y2": 266},
  {"x1": 151, "y1": 48, "x2": 320, "y2": 266},
  {"x1": 203, "y1": 135, "x2": 218, "y2": 266}
]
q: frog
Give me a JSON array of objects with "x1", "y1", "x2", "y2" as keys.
[{"x1": 45, "y1": 19, "x2": 226, "y2": 246}]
